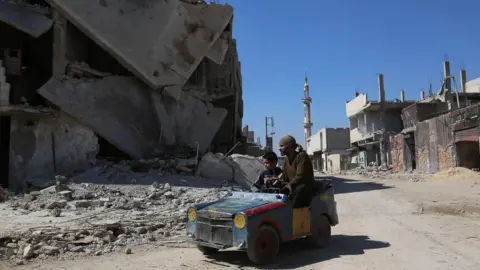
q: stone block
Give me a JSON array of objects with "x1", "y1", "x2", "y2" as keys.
[
  {"x1": 196, "y1": 153, "x2": 233, "y2": 181},
  {"x1": 229, "y1": 154, "x2": 265, "y2": 189}
]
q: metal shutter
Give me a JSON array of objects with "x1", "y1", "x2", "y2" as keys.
[{"x1": 454, "y1": 128, "x2": 479, "y2": 142}]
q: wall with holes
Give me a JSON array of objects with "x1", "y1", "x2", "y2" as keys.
[{"x1": 9, "y1": 112, "x2": 98, "y2": 191}]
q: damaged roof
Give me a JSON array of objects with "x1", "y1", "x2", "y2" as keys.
[
  {"x1": 0, "y1": 1, "x2": 52, "y2": 37},
  {"x1": 46, "y1": 0, "x2": 233, "y2": 89}
]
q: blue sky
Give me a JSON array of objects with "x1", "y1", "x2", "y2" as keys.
[{"x1": 220, "y1": 0, "x2": 480, "y2": 149}]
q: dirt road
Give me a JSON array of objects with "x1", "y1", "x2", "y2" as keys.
[{"x1": 10, "y1": 176, "x2": 480, "y2": 270}]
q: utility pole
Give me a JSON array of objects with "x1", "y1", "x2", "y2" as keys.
[{"x1": 265, "y1": 116, "x2": 275, "y2": 152}]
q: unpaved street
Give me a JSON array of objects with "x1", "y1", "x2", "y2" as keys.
[{"x1": 9, "y1": 176, "x2": 480, "y2": 270}]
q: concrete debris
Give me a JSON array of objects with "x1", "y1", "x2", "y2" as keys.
[
  {"x1": 196, "y1": 153, "x2": 233, "y2": 182},
  {"x1": 229, "y1": 154, "x2": 265, "y2": 188},
  {"x1": 0, "y1": 187, "x2": 9, "y2": 202},
  {"x1": 334, "y1": 166, "x2": 425, "y2": 182},
  {"x1": 0, "y1": 165, "x2": 231, "y2": 264},
  {"x1": 196, "y1": 153, "x2": 265, "y2": 188}
]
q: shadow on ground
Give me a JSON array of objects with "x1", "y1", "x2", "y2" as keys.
[
  {"x1": 318, "y1": 176, "x2": 393, "y2": 195},
  {"x1": 205, "y1": 234, "x2": 391, "y2": 269}
]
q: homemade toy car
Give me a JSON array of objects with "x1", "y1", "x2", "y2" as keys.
[{"x1": 185, "y1": 179, "x2": 339, "y2": 265}]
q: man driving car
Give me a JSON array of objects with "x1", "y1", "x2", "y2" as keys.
[
  {"x1": 278, "y1": 135, "x2": 316, "y2": 207},
  {"x1": 251, "y1": 151, "x2": 283, "y2": 192}
]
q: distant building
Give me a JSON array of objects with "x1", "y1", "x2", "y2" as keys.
[
  {"x1": 306, "y1": 127, "x2": 350, "y2": 172},
  {"x1": 346, "y1": 74, "x2": 415, "y2": 168}
]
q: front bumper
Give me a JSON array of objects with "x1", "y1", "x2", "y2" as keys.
[{"x1": 187, "y1": 239, "x2": 229, "y2": 249}]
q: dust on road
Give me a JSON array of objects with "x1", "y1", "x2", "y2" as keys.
[{"x1": 9, "y1": 176, "x2": 480, "y2": 270}]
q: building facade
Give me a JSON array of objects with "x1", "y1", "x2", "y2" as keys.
[{"x1": 306, "y1": 127, "x2": 350, "y2": 172}]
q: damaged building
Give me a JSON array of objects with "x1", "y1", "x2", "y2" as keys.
[
  {"x1": 346, "y1": 74, "x2": 415, "y2": 168},
  {"x1": 392, "y1": 61, "x2": 480, "y2": 173},
  {"x1": 0, "y1": 0, "x2": 244, "y2": 191}
]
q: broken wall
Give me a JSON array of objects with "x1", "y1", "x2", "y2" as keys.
[
  {"x1": 415, "y1": 113, "x2": 454, "y2": 173},
  {"x1": 389, "y1": 134, "x2": 404, "y2": 172},
  {"x1": 38, "y1": 76, "x2": 161, "y2": 159},
  {"x1": 9, "y1": 112, "x2": 98, "y2": 191}
]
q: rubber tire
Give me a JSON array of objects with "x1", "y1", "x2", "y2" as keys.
[
  {"x1": 247, "y1": 225, "x2": 280, "y2": 265},
  {"x1": 307, "y1": 215, "x2": 331, "y2": 248},
  {"x1": 196, "y1": 245, "x2": 219, "y2": 255}
]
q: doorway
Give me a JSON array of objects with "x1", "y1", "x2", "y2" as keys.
[{"x1": 0, "y1": 116, "x2": 11, "y2": 188}]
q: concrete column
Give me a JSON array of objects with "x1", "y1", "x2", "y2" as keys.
[
  {"x1": 377, "y1": 74, "x2": 385, "y2": 103},
  {"x1": 460, "y1": 69, "x2": 467, "y2": 93},
  {"x1": 443, "y1": 61, "x2": 451, "y2": 91},
  {"x1": 400, "y1": 89, "x2": 405, "y2": 102},
  {"x1": 378, "y1": 73, "x2": 387, "y2": 167},
  {"x1": 52, "y1": 11, "x2": 68, "y2": 76}
]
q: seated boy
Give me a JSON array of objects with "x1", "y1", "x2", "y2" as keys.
[{"x1": 251, "y1": 151, "x2": 283, "y2": 192}]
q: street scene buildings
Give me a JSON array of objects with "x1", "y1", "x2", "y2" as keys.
[
  {"x1": 1, "y1": 1, "x2": 480, "y2": 269},
  {"x1": 306, "y1": 60, "x2": 480, "y2": 175}
]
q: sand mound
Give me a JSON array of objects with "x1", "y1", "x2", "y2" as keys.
[{"x1": 425, "y1": 167, "x2": 480, "y2": 182}]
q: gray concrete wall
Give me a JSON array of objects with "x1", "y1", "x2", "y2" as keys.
[{"x1": 9, "y1": 112, "x2": 98, "y2": 191}]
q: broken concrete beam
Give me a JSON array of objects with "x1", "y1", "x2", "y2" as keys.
[
  {"x1": 47, "y1": 0, "x2": 233, "y2": 89},
  {"x1": 37, "y1": 76, "x2": 161, "y2": 159},
  {"x1": 0, "y1": 1, "x2": 53, "y2": 38},
  {"x1": 196, "y1": 153, "x2": 233, "y2": 181},
  {"x1": 168, "y1": 94, "x2": 227, "y2": 153}
]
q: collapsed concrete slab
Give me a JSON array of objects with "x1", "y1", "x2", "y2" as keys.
[
  {"x1": 229, "y1": 154, "x2": 265, "y2": 188},
  {"x1": 196, "y1": 153, "x2": 265, "y2": 189},
  {"x1": 167, "y1": 94, "x2": 228, "y2": 153},
  {"x1": 37, "y1": 76, "x2": 161, "y2": 159},
  {"x1": 0, "y1": 1, "x2": 53, "y2": 38},
  {"x1": 46, "y1": 0, "x2": 233, "y2": 89},
  {"x1": 196, "y1": 153, "x2": 233, "y2": 182}
]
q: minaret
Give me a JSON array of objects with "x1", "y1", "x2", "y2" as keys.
[{"x1": 302, "y1": 73, "x2": 313, "y2": 146}]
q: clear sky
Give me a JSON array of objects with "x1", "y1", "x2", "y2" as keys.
[{"x1": 220, "y1": 0, "x2": 480, "y2": 150}]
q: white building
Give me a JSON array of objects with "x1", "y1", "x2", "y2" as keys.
[{"x1": 306, "y1": 127, "x2": 350, "y2": 172}]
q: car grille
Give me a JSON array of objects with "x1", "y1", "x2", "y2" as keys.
[{"x1": 196, "y1": 216, "x2": 233, "y2": 246}]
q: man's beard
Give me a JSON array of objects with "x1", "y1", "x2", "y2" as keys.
[{"x1": 279, "y1": 150, "x2": 286, "y2": 156}]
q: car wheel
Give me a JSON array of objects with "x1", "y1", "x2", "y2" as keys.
[
  {"x1": 247, "y1": 225, "x2": 280, "y2": 265},
  {"x1": 196, "y1": 245, "x2": 218, "y2": 255},
  {"x1": 307, "y1": 215, "x2": 331, "y2": 248}
]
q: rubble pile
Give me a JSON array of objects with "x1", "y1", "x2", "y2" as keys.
[
  {"x1": 0, "y1": 187, "x2": 8, "y2": 202},
  {"x1": 0, "y1": 172, "x2": 229, "y2": 265},
  {"x1": 334, "y1": 166, "x2": 425, "y2": 181},
  {"x1": 335, "y1": 166, "x2": 394, "y2": 178},
  {"x1": 0, "y1": 152, "x2": 261, "y2": 265}
]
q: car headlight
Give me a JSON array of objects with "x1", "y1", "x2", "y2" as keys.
[
  {"x1": 234, "y1": 213, "x2": 246, "y2": 229},
  {"x1": 187, "y1": 208, "x2": 196, "y2": 222}
]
